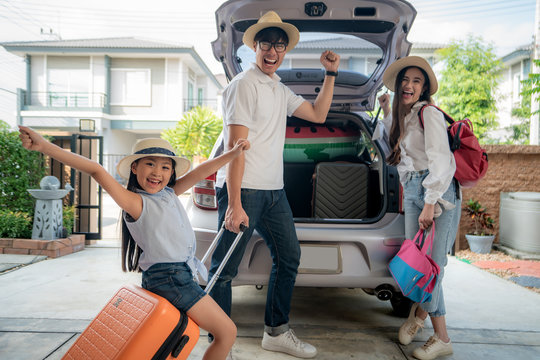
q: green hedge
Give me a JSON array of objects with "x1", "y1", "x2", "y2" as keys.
[
  {"x1": 0, "y1": 210, "x2": 32, "y2": 238},
  {"x1": 0, "y1": 121, "x2": 47, "y2": 213}
]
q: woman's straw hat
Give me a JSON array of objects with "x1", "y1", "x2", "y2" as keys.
[
  {"x1": 242, "y1": 10, "x2": 300, "y2": 52},
  {"x1": 383, "y1": 56, "x2": 438, "y2": 95},
  {"x1": 116, "y1": 138, "x2": 190, "y2": 180}
]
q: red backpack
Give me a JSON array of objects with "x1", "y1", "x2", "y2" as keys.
[{"x1": 418, "y1": 105, "x2": 488, "y2": 188}]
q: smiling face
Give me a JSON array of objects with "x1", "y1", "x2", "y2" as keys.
[
  {"x1": 400, "y1": 67, "x2": 427, "y2": 109},
  {"x1": 254, "y1": 40, "x2": 286, "y2": 76},
  {"x1": 131, "y1": 156, "x2": 174, "y2": 193}
]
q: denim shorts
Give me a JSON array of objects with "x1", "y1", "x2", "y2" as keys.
[{"x1": 141, "y1": 262, "x2": 206, "y2": 312}]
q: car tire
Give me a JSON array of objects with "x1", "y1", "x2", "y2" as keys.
[{"x1": 390, "y1": 292, "x2": 414, "y2": 317}]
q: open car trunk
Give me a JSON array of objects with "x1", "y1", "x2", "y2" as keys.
[{"x1": 283, "y1": 112, "x2": 384, "y2": 223}]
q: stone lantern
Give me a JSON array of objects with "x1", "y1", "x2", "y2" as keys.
[{"x1": 27, "y1": 176, "x2": 74, "y2": 240}]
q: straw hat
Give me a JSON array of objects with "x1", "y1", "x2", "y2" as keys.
[
  {"x1": 116, "y1": 138, "x2": 190, "y2": 180},
  {"x1": 383, "y1": 56, "x2": 438, "y2": 95},
  {"x1": 242, "y1": 11, "x2": 300, "y2": 52}
]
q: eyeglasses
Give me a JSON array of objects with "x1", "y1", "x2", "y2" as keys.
[{"x1": 258, "y1": 41, "x2": 287, "y2": 53}]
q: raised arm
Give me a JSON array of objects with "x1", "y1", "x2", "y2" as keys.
[
  {"x1": 18, "y1": 126, "x2": 143, "y2": 219},
  {"x1": 292, "y1": 50, "x2": 340, "y2": 124},
  {"x1": 172, "y1": 137, "x2": 250, "y2": 196}
]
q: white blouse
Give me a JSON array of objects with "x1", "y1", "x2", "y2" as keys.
[{"x1": 373, "y1": 101, "x2": 456, "y2": 207}]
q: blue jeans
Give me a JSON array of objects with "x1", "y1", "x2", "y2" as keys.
[
  {"x1": 142, "y1": 262, "x2": 205, "y2": 312},
  {"x1": 209, "y1": 186, "x2": 300, "y2": 335},
  {"x1": 403, "y1": 171, "x2": 461, "y2": 317}
]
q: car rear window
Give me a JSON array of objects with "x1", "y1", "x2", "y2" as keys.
[{"x1": 236, "y1": 32, "x2": 383, "y2": 81}]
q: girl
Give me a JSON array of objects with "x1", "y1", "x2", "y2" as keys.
[
  {"x1": 374, "y1": 56, "x2": 461, "y2": 360},
  {"x1": 19, "y1": 125, "x2": 249, "y2": 360}
]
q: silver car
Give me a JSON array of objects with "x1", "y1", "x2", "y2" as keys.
[{"x1": 186, "y1": 0, "x2": 416, "y2": 316}]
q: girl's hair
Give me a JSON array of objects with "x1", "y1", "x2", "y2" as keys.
[
  {"x1": 254, "y1": 27, "x2": 289, "y2": 45},
  {"x1": 386, "y1": 66, "x2": 433, "y2": 166},
  {"x1": 121, "y1": 158, "x2": 177, "y2": 272}
]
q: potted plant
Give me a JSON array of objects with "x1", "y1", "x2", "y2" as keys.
[{"x1": 463, "y1": 199, "x2": 496, "y2": 254}]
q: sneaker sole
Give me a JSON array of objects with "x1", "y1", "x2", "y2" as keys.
[{"x1": 261, "y1": 343, "x2": 317, "y2": 359}]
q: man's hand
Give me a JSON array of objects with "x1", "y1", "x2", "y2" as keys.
[
  {"x1": 320, "y1": 50, "x2": 340, "y2": 72},
  {"x1": 224, "y1": 203, "x2": 249, "y2": 233}
]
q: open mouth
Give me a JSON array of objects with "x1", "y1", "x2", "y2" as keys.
[
  {"x1": 147, "y1": 178, "x2": 161, "y2": 186},
  {"x1": 263, "y1": 57, "x2": 277, "y2": 65},
  {"x1": 402, "y1": 90, "x2": 413, "y2": 99}
]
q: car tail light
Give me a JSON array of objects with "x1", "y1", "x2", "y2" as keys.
[
  {"x1": 192, "y1": 173, "x2": 217, "y2": 210},
  {"x1": 399, "y1": 184, "x2": 404, "y2": 214}
]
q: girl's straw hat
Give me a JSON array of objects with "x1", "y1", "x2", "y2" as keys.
[
  {"x1": 383, "y1": 56, "x2": 438, "y2": 95},
  {"x1": 242, "y1": 10, "x2": 300, "y2": 52},
  {"x1": 116, "y1": 138, "x2": 190, "y2": 180}
]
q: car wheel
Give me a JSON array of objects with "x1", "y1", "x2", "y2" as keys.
[{"x1": 390, "y1": 292, "x2": 414, "y2": 318}]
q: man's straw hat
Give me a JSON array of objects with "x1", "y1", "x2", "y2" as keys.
[{"x1": 242, "y1": 11, "x2": 300, "y2": 52}]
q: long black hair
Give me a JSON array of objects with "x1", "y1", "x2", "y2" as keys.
[
  {"x1": 121, "y1": 158, "x2": 177, "y2": 272},
  {"x1": 387, "y1": 66, "x2": 433, "y2": 166}
]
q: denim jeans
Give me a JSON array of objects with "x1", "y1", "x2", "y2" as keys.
[
  {"x1": 142, "y1": 262, "x2": 205, "y2": 312},
  {"x1": 209, "y1": 186, "x2": 300, "y2": 335},
  {"x1": 403, "y1": 171, "x2": 461, "y2": 317}
]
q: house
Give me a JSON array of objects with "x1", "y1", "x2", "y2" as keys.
[
  {"x1": 1, "y1": 37, "x2": 223, "y2": 177},
  {"x1": 496, "y1": 43, "x2": 535, "y2": 143}
]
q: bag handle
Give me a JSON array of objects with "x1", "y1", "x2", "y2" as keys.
[{"x1": 412, "y1": 223, "x2": 436, "y2": 255}]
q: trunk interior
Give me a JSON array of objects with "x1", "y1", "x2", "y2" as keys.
[{"x1": 283, "y1": 113, "x2": 383, "y2": 222}]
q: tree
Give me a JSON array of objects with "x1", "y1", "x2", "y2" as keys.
[
  {"x1": 436, "y1": 35, "x2": 503, "y2": 142},
  {"x1": 162, "y1": 106, "x2": 223, "y2": 161},
  {"x1": 521, "y1": 59, "x2": 540, "y2": 116},
  {"x1": 509, "y1": 80, "x2": 531, "y2": 144}
]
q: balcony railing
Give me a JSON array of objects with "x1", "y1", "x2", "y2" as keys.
[
  {"x1": 183, "y1": 98, "x2": 218, "y2": 112},
  {"x1": 25, "y1": 92, "x2": 107, "y2": 108}
]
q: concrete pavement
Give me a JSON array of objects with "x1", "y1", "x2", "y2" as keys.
[{"x1": 1, "y1": 194, "x2": 539, "y2": 359}]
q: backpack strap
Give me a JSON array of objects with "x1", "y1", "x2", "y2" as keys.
[{"x1": 417, "y1": 104, "x2": 455, "y2": 128}]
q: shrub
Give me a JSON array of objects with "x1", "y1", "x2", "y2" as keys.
[
  {"x1": 0, "y1": 210, "x2": 32, "y2": 238},
  {"x1": 0, "y1": 121, "x2": 47, "y2": 213},
  {"x1": 63, "y1": 205, "x2": 76, "y2": 236}
]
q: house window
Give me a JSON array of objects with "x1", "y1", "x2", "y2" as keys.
[
  {"x1": 198, "y1": 88, "x2": 204, "y2": 106},
  {"x1": 111, "y1": 68, "x2": 151, "y2": 106},
  {"x1": 48, "y1": 68, "x2": 90, "y2": 107},
  {"x1": 187, "y1": 82, "x2": 194, "y2": 110},
  {"x1": 513, "y1": 73, "x2": 522, "y2": 104}
]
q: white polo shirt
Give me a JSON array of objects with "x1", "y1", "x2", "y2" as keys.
[{"x1": 217, "y1": 64, "x2": 305, "y2": 190}]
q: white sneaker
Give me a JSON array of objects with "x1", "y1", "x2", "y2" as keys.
[
  {"x1": 398, "y1": 303, "x2": 425, "y2": 345},
  {"x1": 412, "y1": 333, "x2": 453, "y2": 360},
  {"x1": 261, "y1": 329, "x2": 317, "y2": 358}
]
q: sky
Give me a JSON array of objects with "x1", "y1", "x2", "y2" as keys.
[{"x1": 0, "y1": 0, "x2": 536, "y2": 126}]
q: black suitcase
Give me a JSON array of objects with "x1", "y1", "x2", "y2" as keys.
[{"x1": 312, "y1": 162, "x2": 369, "y2": 219}]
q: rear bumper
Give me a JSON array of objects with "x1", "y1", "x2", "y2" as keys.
[{"x1": 192, "y1": 212, "x2": 405, "y2": 290}]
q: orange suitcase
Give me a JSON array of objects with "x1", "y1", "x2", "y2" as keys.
[
  {"x1": 62, "y1": 224, "x2": 246, "y2": 360},
  {"x1": 62, "y1": 284, "x2": 199, "y2": 360}
]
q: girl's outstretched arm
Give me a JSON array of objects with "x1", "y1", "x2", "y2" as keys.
[
  {"x1": 172, "y1": 138, "x2": 250, "y2": 195},
  {"x1": 18, "y1": 126, "x2": 143, "y2": 219}
]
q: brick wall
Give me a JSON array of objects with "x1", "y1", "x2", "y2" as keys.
[{"x1": 457, "y1": 145, "x2": 540, "y2": 251}]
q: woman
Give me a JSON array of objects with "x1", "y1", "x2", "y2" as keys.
[{"x1": 374, "y1": 56, "x2": 461, "y2": 360}]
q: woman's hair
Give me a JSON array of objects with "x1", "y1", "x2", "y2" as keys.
[
  {"x1": 121, "y1": 158, "x2": 177, "y2": 272},
  {"x1": 254, "y1": 27, "x2": 289, "y2": 45},
  {"x1": 386, "y1": 66, "x2": 433, "y2": 166}
]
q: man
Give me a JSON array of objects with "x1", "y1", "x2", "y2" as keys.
[{"x1": 209, "y1": 10, "x2": 340, "y2": 359}]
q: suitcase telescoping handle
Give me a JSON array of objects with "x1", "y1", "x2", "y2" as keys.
[{"x1": 202, "y1": 223, "x2": 248, "y2": 294}]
